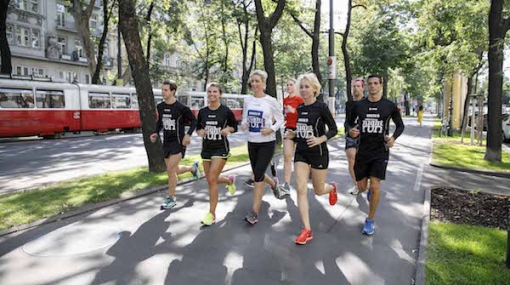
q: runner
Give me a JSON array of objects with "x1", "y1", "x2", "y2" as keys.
[
  {"x1": 345, "y1": 78, "x2": 365, "y2": 195},
  {"x1": 284, "y1": 73, "x2": 338, "y2": 245},
  {"x1": 346, "y1": 74, "x2": 405, "y2": 235},
  {"x1": 150, "y1": 80, "x2": 200, "y2": 210},
  {"x1": 196, "y1": 82, "x2": 238, "y2": 226},
  {"x1": 281, "y1": 78, "x2": 304, "y2": 195},
  {"x1": 241, "y1": 70, "x2": 285, "y2": 225}
]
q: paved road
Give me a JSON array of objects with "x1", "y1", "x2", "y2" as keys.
[
  {"x1": 0, "y1": 115, "x2": 348, "y2": 194},
  {"x1": 0, "y1": 116, "x2": 431, "y2": 285}
]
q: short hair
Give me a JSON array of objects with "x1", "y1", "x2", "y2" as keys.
[
  {"x1": 367, "y1": 74, "x2": 382, "y2": 84},
  {"x1": 351, "y1": 78, "x2": 365, "y2": 88},
  {"x1": 162, "y1": 80, "x2": 178, "y2": 91},
  {"x1": 297, "y1": 73, "x2": 322, "y2": 97},
  {"x1": 250, "y1": 70, "x2": 268, "y2": 83},
  {"x1": 206, "y1": 82, "x2": 223, "y2": 94}
]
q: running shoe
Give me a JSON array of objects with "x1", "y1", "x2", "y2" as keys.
[
  {"x1": 201, "y1": 212, "x2": 216, "y2": 226},
  {"x1": 329, "y1": 181, "x2": 338, "y2": 205},
  {"x1": 270, "y1": 161, "x2": 277, "y2": 177},
  {"x1": 362, "y1": 218, "x2": 375, "y2": 235},
  {"x1": 191, "y1": 161, "x2": 200, "y2": 181},
  {"x1": 295, "y1": 228, "x2": 313, "y2": 245},
  {"x1": 227, "y1": 175, "x2": 236, "y2": 195},
  {"x1": 244, "y1": 178, "x2": 254, "y2": 188},
  {"x1": 280, "y1": 182, "x2": 291, "y2": 197},
  {"x1": 244, "y1": 211, "x2": 258, "y2": 225},
  {"x1": 349, "y1": 184, "x2": 359, "y2": 195},
  {"x1": 160, "y1": 196, "x2": 177, "y2": 210},
  {"x1": 271, "y1": 177, "x2": 281, "y2": 199}
]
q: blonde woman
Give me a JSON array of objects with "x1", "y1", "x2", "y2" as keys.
[
  {"x1": 285, "y1": 73, "x2": 338, "y2": 244},
  {"x1": 241, "y1": 70, "x2": 284, "y2": 225}
]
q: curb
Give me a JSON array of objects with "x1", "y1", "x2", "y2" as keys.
[
  {"x1": 429, "y1": 162, "x2": 510, "y2": 179},
  {"x1": 0, "y1": 161, "x2": 252, "y2": 238},
  {"x1": 415, "y1": 186, "x2": 431, "y2": 285}
]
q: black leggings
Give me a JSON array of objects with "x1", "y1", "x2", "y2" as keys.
[{"x1": 248, "y1": 141, "x2": 276, "y2": 182}]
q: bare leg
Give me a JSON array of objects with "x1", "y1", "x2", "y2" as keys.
[
  {"x1": 295, "y1": 162, "x2": 311, "y2": 230},
  {"x1": 165, "y1": 153, "x2": 183, "y2": 198}
]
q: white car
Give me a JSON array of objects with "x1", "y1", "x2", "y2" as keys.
[{"x1": 503, "y1": 113, "x2": 510, "y2": 142}]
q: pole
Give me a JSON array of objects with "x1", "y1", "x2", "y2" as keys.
[
  {"x1": 117, "y1": 25, "x2": 122, "y2": 81},
  {"x1": 328, "y1": 0, "x2": 335, "y2": 116},
  {"x1": 447, "y1": 91, "x2": 453, "y2": 136}
]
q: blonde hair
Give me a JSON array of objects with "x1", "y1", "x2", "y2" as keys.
[
  {"x1": 297, "y1": 73, "x2": 321, "y2": 97},
  {"x1": 206, "y1": 82, "x2": 223, "y2": 94},
  {"x1": 250, "y1": 70, "x2": 268, "y2": 83}
]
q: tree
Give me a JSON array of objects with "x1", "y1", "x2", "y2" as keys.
[
  {"x1": 0, "y1": 0, "x2": 12, "y2": 74},
  {"x1": 486, "y1": 0, "x2": 509, "y2": 162},
  {"x1": 253, "y1": 0, "x2": 286, "y2": 98},
  {"x1": 70, "y1": 0, "x2": 98, "y2": 81},
  {"x1": 118, "y1": 0, "x2": 166, "y2": 172},
  {"x1": 92, "y1": 0, "x2": 117, "y2": 84}
]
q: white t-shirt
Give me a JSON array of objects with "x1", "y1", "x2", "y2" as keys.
[{"x1": 241, "y1": 94, "x2": 284, "y2": 143}]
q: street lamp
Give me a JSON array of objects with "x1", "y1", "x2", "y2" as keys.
[{"x1": 328, "y1": 0, "x2": 336, "y2": 116}]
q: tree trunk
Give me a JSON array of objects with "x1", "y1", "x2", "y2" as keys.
[
  {"x1": 486, "y1": 0, "x2": 507, "y2": 162},
  {"x1": 343, "y1": 0, "x2": 354, "y2": 101},
  {"x1": 460, "y1": 75, "x2": 473, "y2": 143},
  {"x1": 404, "y1": 93, "x2": 410, "y2": 115},
  {"x1": 92, "y1": 0, "x2": 115, "y2": 84},
  {"x1": 311, "y1": 0, "x2": 322, "y2": 102},
  {"x1": 0, "y1": 0, "x2": 12, "y2": 75},
  {"x1": 383, "y1": 68, "x2": 389, "y2": 98},
  {"x1": 118, "y1": 0, "x2": 165, "y2": 172},
  {"x1": 72, "y1": 0, "x2": 98, "y2": 80},
  {"x1": 145, "y1": 1, "x2": 155, "y2": 64}
]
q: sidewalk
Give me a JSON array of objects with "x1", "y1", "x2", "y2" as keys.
[{"x1": 0, "y1": 118, "x2": 428, "y2": 285}]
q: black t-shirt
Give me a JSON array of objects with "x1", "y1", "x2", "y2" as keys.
[
  {"x1": 344, "y1": 100, "x2": 359, "y2": 136},
  {"x1": 347, "y1": 97, "x2": 404, "y2": 159},
  {"x1": 197, "y1": 104, "x2": 238, "y2": 150},
  {"x1": 155, "y1": 100, "x2": 197, "y2": 147},
  {"x1": 294, "y1": 101, "x2": 338, "y2": 154}
]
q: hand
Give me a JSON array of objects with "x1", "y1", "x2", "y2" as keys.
[
  {"x1": 260, "y1": 127, "x2": 274, "y2": 136},
  {"x1": 284, "y1": 129, "x2": 295, "y2": 140},
  {"x1": 182, "y1": 134, "x2": 191, "y2": 146},
  {"x1": 220, "y1": 128, "x2": 231, "y2": 136},
  {"x1": 150, "y1": 133, "x2": 158, "y2": 143},
  {"x1": 196, "y1": 129, "x2": 206, "y2": 137},
  {"x1": 385, "y1": 136, "x2": 395, "y2": 148},
  {"x1": 286, "y1": 105, "x2": 295, "y2": 114},
  {"x1": 307, "y1": 136, "x2": 324, "y2": 148},
  {"x1": 349, "y1": 124, "x2": 359, "y2": 138},
  {"x1": 241, "y1": 123, "x2": 248, "y2": 131}
]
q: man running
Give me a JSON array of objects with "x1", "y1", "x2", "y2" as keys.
[
  {"x1": 347, "y1": 74, "x2": 404, "y2": 235},
  {"x1": 345, "y1": 78, "x2": 365, "y2": 195},
  {"x1": 150, "y1": 80, "x2": 200, "y2": 210}
]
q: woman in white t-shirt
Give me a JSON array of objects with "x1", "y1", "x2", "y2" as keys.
[{"x1": 241, "y1": 70, "x2": 284, "y2": 225}]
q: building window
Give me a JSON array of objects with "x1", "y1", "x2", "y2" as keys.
[
  {"x1": 165, "y1": 54, "x2": 171, "y2": 67},
  {"x1": 31, "y1": 29, "x2": 39, "y2": 48},
  {"x1": 85, "y1": 74, "x2": 91, "y2": 84},
  {"x1": 103, "y1": 41, "x2": 110, "y2": 58},
  {"x1": 90, "y1": 14, "x2": 98, "y2": 31},
  {"x1": 31, "y1": 68, "x2": 45, "y2": 77},
  {"x1": 6, "y1": 25, "x2": 13, "y2": 44},
  {"x1": 17, "y1": 27, "x2": 29, "y2": 47},
  {"x1": 175, "y1": 55, "x2": 181, "y2": 68},
  {"x1": 16, "y1": 66, "x2": 30, "y2": 76},
  {"x1": 56, "y1": 4, "x2": 66, "y2": 26},
  {"x1": 30, "y1": 0, "x2": 38, "y2": 13},
  {"x1": 15, "y1": 0, "x2": 27, "y2": 10},
  {"x1": 58, "y1": 37, "x2": 67, "y2": 55},
  {"x1": 75, "y1": 40, "x2": 83, "y2": 57}
]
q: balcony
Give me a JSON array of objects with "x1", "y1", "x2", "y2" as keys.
[{"x1": 56, "y1": 19, "x2": 76, "y2": 32}]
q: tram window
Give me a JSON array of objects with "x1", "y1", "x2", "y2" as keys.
[
  {"x1": 154, "y1": 96, "x2": 164, "y2": 105},
  {"x1": 131, "y1": 94, "x2": 139, "y2": 109},
  {"x1": 190, "y1": 97, "x2": 204, "y2": 109},
  {"x1": 177, "y1": 95, "x2": 189, "y2": 105},
  {"x1": 0, "y1": 88, "x2": 34, "y2": 108},
  {"x1": 35, "y1": 90, "x2": 65, "y2": 108},
  {"x1": 89, "y1": 93, "x2": 111, "y2": 109},
  {"x1": 226, "y1": 99, "x2": 240, "y2": 109},
  {"x1": 112, "y1": 94, "x2": 131, "y2": 109}
]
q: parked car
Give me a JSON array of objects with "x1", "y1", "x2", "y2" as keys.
[{"x1": 503, "y1": 113, "x2": 510, "y2": 142}]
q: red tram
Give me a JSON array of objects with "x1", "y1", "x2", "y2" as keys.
[{"x1": 0, "y1": 78, "x2": 246, "y2": 138}]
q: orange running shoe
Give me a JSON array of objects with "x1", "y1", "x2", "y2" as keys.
[{"x1": 295, "y1": 228, "x2": 313, "y2": 245}]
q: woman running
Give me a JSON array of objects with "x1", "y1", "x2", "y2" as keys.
[
  {"x1": 196, "y1": 82, "x2": 238, "y2": 226},
  {"x1": 284, "y1": 73, "x2": 338, "y2": 244}
]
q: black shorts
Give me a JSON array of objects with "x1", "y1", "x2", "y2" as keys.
[
  {"x1": 164, "y1": 143, "x2": 186, "y2": 159},
  {"x1": 201, "y1": 147, "x2": 230, "y2": 161},
  {"x1": 294, "y1": 149, "x2": 329, "y2": 169},
  {"x1": 345, "y1": 136, "x2": 359, "y2": 150},
  {"x1": 248, "y1": 141, "x2": 275, "y2": 182},
  {"x1": 354, "y1": 156, "x2": 388, "y2": 181}
]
